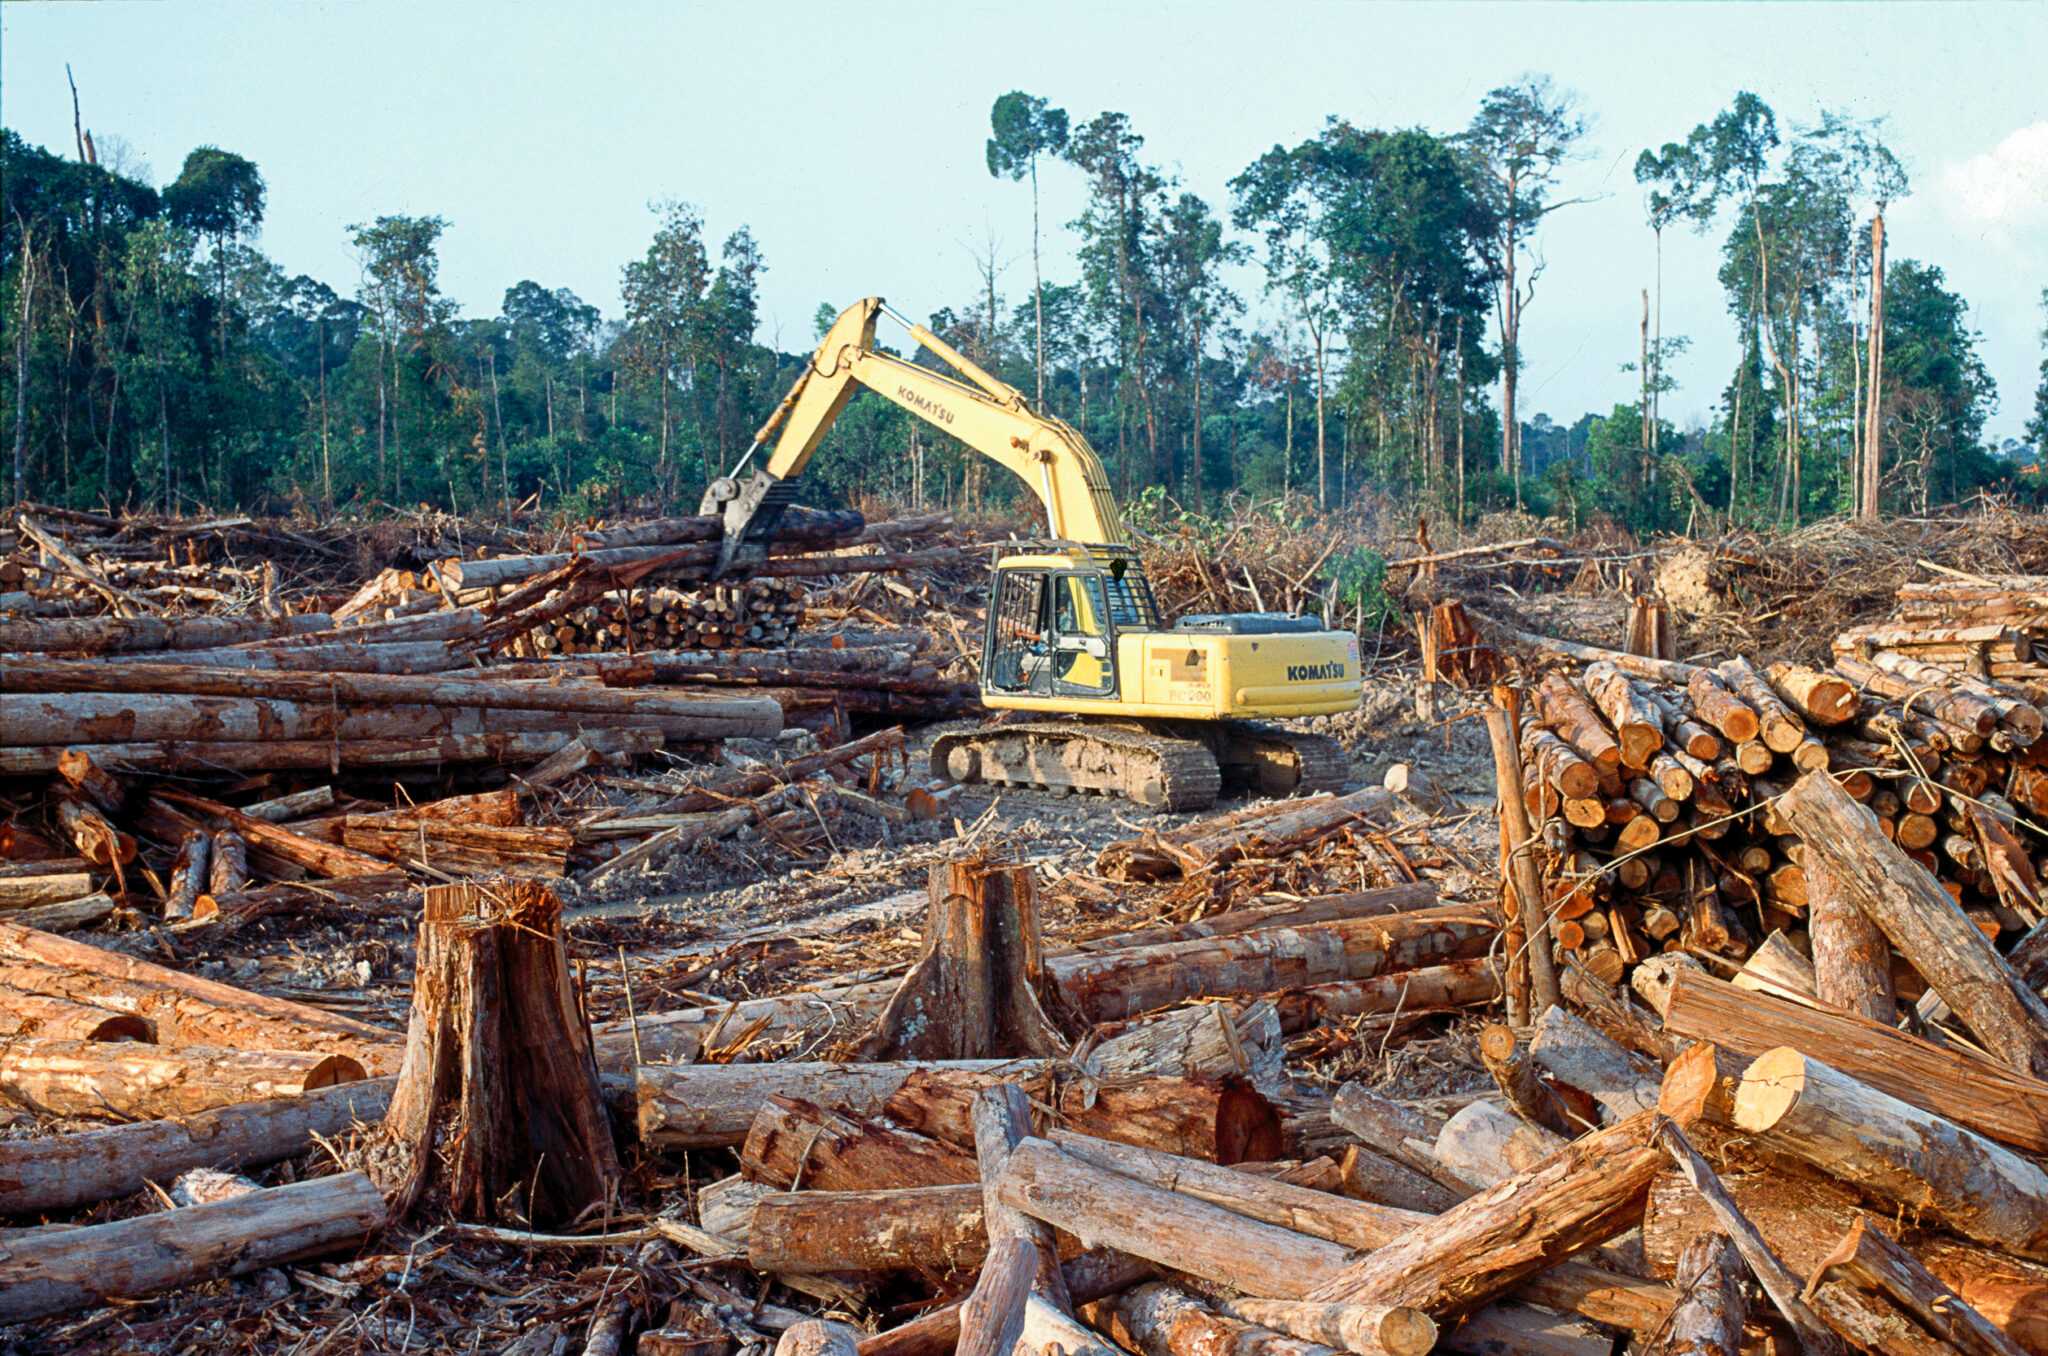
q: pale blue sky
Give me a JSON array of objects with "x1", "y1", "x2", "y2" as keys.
[{"x1": 5, "y1": 2, "x2": 2044, "y2": 440}]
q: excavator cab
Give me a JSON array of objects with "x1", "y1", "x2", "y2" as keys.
[{"x1": 984, "y1": 548, "x2": 1147, "y2": 700}]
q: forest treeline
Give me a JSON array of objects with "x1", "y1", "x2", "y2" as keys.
[{"x1": 5, "y1": 81, "x2": 2046, "y2": 530}]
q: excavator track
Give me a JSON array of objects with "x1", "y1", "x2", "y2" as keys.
[
  {"x1": 931, "y1": 721, "x2": 1223, "y2": 812},
  {"x1": 1217, "y1": 722, "x2": 1351, "y2": 798}
]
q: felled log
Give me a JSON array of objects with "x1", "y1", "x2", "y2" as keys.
[
  {"x1": 573, "y1": 506, "x2": 870, "y2": 550},
  {"x1": 1090, "y1": 883, "x2": 1435, "y2": 952},
  {"x1": 1808, "y1": 1216, "x2": 2030, "y2": 1356},
  {"x1": 960, "y1": 1085, "x2": 1069, "y2": 1356},
  {"x1": 0, "y1": 1171, "x2": 386, "y2": 1322},
  {"x1": 1272, "y1": 958, "x2": 1501, "y2": 1032},
  {"x1": 154, "y1": 789, "x2": 396, "y2": 880},
  {"x1": 1216, "y1": 1298, "x2": 1436, "y2": 1356},
  {"x1": 0, "y1": 1077, "x2": 394, "y2": 1215},
  {"x1": 0, "y1": 1038, "x2": 364, "y2": 1119},
  {"x1": 1651, "y1": 1119, "x2": 1847, "y2": 1355},
  {"x1": 1584, "y1": 662, "x2": 1664, "y2": 768},
  {"x1": 1485, "y1": 687, "x2": 1558, "y2": 1020},
  {"x1": 1733, "y1": 1048, "x2": 2048, "y2": 1261},
  {"x1": 55, "y1": 797, "x2": 134, "y2": 869},
  {"x1": 1432, "y1": 1101, "x2": 1569, "y2": 1189},
  {"x1": 1781, "y1": 770, "x2": 2048, "y2": 1078},
  {"x1": 1527, "y1": 1005, "x2": 1660, "y2": 1121},
  {"x1": 857, "y1": 1253, "x2": 1153, "y2": 1356},
  {"x1": 1089, "y1": 997, "x2": 1289, "y2": 1096},
  {"x1": 1104, "y1": 787, "x2": 1395, "y2": 882},
  {"x1": 1044, "y1": 904, "x2": 1499, "y2": 1023},
  {"x1": 882, "y1": 1068, "x2": 1281, "y2": 1165},
  {"x1": 0, "y1": 986, "x2": 152, "y2": 1041},
  {"x1": 591, "y1": 978, "x2": 898, "y2": 1068},
  {"x1": 0, "y1": 871, "x2": 96, "y2": 908},
  {"x1": 1092, "y1": 1283, "x2": 1435, "y2": 1356},
  {"x1": 372, "y1": 880, "x2": 618, "y2": 1225},
  {"x1": 1534, "y1": 672, "x2": 1623, "y2": 775},
  {"x1": 1685, "y1": 669, "x2": 1760, "y2": 744},
  {"x1": 0, "y1": 921, "x2": 400, "y2": 1071},
  {"x1": 1643, "y1": 1167, "x2": 2048, "y2": 1356},
  {"x1": 206, "y1": 829, "x2": 249, "y2": 902},
  {"x1": 0, "y1": 658, "x2": 784, "y2": 739},
  {"x1": 746, "y1": 1185, "x2": 989, "y2": 1276},
  {"x1": 636, "y1": 1059, "x2": 1011, "y2": 1148},
  {"x1": 1806, "y1": 854, "x2": 1895, "y2": 1022},
  {"x1": 861, "y1": 857, "x2": 1065, "y2": 1061},
  {"x1": 1330, "y1": 1083, "x2": 1467, "y2": 1195},
  {"x1": 340, "y1": 816, "x2": 572, "y2": 879},
  {"x1": 164, "y1": 830, "x2": 210, "y2": 921},
  {"x1": 741, "y1": 1096, "x2": 976, "y2": 1190},
  {"x1": 1046, "y1": 1130, "x2": 1673, "y2": 1336},
  {"x1": 7, "y1": 892, "x2": 114, "y2": 931},
  {"x1": 1303, "y1": 1110, "x2": 1664, "y2": 1317},
  {"x1": 995, "y1": 1135, "x2": 1351, "y2": 1300},
  {"x1": 1655, "y1": 1233, "x2": 1746, "y2": 1356},
  {"x1": 54, "y1": 748, "x2": 126, "y2": 814},
  {"x1": 1339, "y1": 1143, "x2": 1463, "y2": 1213},
  {"x1": 0, "y1": 611, "x2": 335, "y2": 655},
  {"x1": 1661, "y1": 968, "x2": 2048, "y2": 1153},
  {"x1": 1767, "y1": 661, "x2": 1859, "y2": 726}
]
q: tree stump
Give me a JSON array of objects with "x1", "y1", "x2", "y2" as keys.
[
  {"x1": 370, "y1": 880, "x2": 619, "y2": 1225},
  {"x1": 860, "y1": 858, "x2": 1066, "y2": 1060}
]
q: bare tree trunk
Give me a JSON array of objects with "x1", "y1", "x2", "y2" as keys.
[
  {"x1": 11, "y1": 235, "x2": 33, "y2": 507},
  {"x1": 1454, "y1": 318, "x2": 1465, "y2": 529},
  {"x1": 1861, "y1": 212, "x2": 1887, "y2": 521},
  {"x1": 317, "y1": 315, "x2": 332, "y2": 510},
  {"x1": 1640, "y1": 289, "x2": 1652, "y2": 516},
  {"x1": 1313, "y1": 325, "x2": 1328, "y2": 510},
  {"x1": 1032, "y1": 156, "x2": 1045, "y2": 407}
]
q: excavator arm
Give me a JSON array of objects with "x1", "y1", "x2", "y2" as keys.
[{"x1": 701, "y1": 297, "x2": 1126, "y2": 574}]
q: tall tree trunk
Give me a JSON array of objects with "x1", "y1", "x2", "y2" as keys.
[
  {"x1": 1190, "y1": 312, "x2": 1203, "y2": 506},
  {"x1": 1313, "y1": 325, "x2": 1328, "y2": 510},
  {"x1": 317, "y1": 316, "x2": 331, "y2": 510},
  {"x1": 1498, "y1": 178, "x2": 1519, "y2": 494},
  {"x1": 11, "y1": 237, "x2": 33, "y2": 507},
  {"x1": 487, "y1": 348, "x2": 508, "y2": 517},
  {"x1": 1454, "y1": 317, "x2": 1466, "y2": 530},
  {"x1": 1861, "y1": 212, "x2": 1886, "y2": 521},
  {"x1": 1032, "y1": 156, "x2": 1045, "y2": 407},
  {"x1": 1640, "y1": 288, "x2": 1652, "y2": 519}
]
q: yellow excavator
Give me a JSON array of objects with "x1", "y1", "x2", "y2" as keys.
[{"x1": 701, "y1": 297, "x2": 1362, "y2": 811}]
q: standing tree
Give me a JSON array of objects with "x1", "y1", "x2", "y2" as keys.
[
  {"x1": 1157, "y1": 191, "x2": 1244, "y2": 505},
  {"x1": 620, "y1": 201, "x2": 712, "y2": 503},
  {"x1": 986, "y1": 92, "x2": 1069, "y2": 408},
  {"x1": 1067, "y1": 112, "x2": 1166, "y2": 494},
  {"x1": 349, "y1": 215, "x2": 455, "y2": 504},
  {"x1": 1231, "y1": 142, "x2": 1341, "y2": 507},
  {"x1": 163, "y1": 146, "x2": 265, "y2": 359},
  {"x1": 1461, "y1": 77, "x2": 1589, "y2": 504}
]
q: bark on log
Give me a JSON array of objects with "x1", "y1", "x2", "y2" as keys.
[
  {"x1": 0, "y1": 1170, "x2": 386, "y2": 1322},
  {"x1": 372, "y1": 880, "x2": 619, "y2": 1225},
  {"x1": 591, "y1": 979, "x2": 898, "y2": 1069},
  {"x1": 1652, "y1": 1119, "x2": 1847, "y2": 1355},
  {"x1": 1094, "y1": 884, "x2": 1437, "y2": 953},
  {"x1": 0, "y1": 1038, "x2": 364, "y2": 1119},
  {"x1": 1476, "y1": 1023, "x2": 1581, "y2": 1136},
  {"x1": 1301, "y1": 1110, "x2": 1664, "y2": 1317},
  {"x1": 0, "y1": 658, "x2": 783, "y2": 738},
  {"x1": 1806, "y1": 854, "x2": 1895, "y2": 1022},
  {"x1": 1645, "y1": 1167, "x2": 2048, "y2": 1356},
  {"x1": 1044, "y1": 1131, "x2": 1673, "y2": 1335},
  {"x1": 635, "y1": 1059, "x2": 1008, "y2": 1147},
  {"x1": 1273, "y1": 959, "x2": 1502, "y2": 1032},
  {"x1": 1134, "y1": 787, "x2": 1397, "y2": 880},
  {"x1": 1432, "y1": 1101, "x2": 1569, "y2": 1189},
  {"x1": 340, "y1": 816, "x2": 572, "y2": 879},
  {"x1": 206, "y1": 829, "x2": 249, "y2": 902},
  {"x1": 0, "y1": 922, "x2": 400, "y2": 1071},
  {"x1": 1719, "y1": 656, "x2": 1809, "y2": 753},
  {"x1": 1767, "y1": 661, "x2": 1860, "y2": 726},
  {"x1": 1781, "y1": 770, "x2": 2048, "y2": 1079},
  {"x1": 1329, "y1": 1083, "x2": 1464, "y2": 1193},
  {"x1": 741, "y1": 1096, "x2": 977, "y2": 1190},
  {"x1": 0, "y1": 985, "x2": 152, "y2": 1042},
  {"x1": 1653, "y1": 1233, "x2": 1746, "y2": 1356},
  {"x1": 1584, "y1": 663, "x2": 1665, "y2": 769},
  {"x1": 164, "y1": 829, "x2": 209, "y2": 922},
  {"x1": 1527, "y1": 1005, "x2": 1661, "y2": 1121},
  {"x1": 55, "y1": 797, "x2": 133, "y2": 868},
  {"x1": 861, "y1": 858, "x2": 1066, "y2": 1060},
  {"x1": 1534, "y1": 672, "x2": 1624, "y2": 774},
  {"x1": 1733, "y1": 1047, "x2": 2048, "y2": 1261},
  {"x1": 0, "y1": 729, "x2": 666, "y2": 776},
  {"x1": 0, "y1": 612, "x2": 335, "y2": 655},
  {"x1": 1090, "y1": 997, "x2": 1290, "y2": 1096},
  {"x1": 1686, "y1": 670, "x2": 1760, "y2": 744},
  {"x1": 1214, "y1": 1297, "x2": 1435, "y2": 1356},
  {"x1": 775, "y1": 1321, "x2": 864, "y2": 1356},
  {"x1": 881, "y1": 1068, "x2": 1282, "y2": 1166},
  {"x1": 153, "y1": 790, "x2": 397, "y2": 880},
  {"x1": 746, "y1": 1185, "x2": 988, "y2": 1276},
  {"x1": 1662, "y1": 967, "x2": 2048, "y2": 1154},
  {"x1": 1339, "y1": 1143, "x2": 1463, "y2": 1213},
  {"x1": 995, "y1": 1136, "x2": 1352, "y2": 1300},
  {"x1": 1485, "y1": 687, "x2": 1559, "y2": 1019},
  {"x1": 856, "y1": 1253, "x2": 1154, "y2": 1356},
  {"x1": 959, "y1": 1085, "x2": 1069, "y2": 1356},
  {"x1": 0, "y1": 1077, "x2": 394, "y2": 1215},
  {"x1": 0, "y1": 871, "x2": 95, "y2": 908},
  {"x1": 1807, "y1": 1216, "x2": 2030, "y2": 1356}
]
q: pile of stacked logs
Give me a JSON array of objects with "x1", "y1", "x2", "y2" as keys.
[
  {"x1": 1493, "y1": 578, "x2": 2046, "y2": 993},
  {"x1": 527, "y1": 579, "x2": 809, "y2": 654}
]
